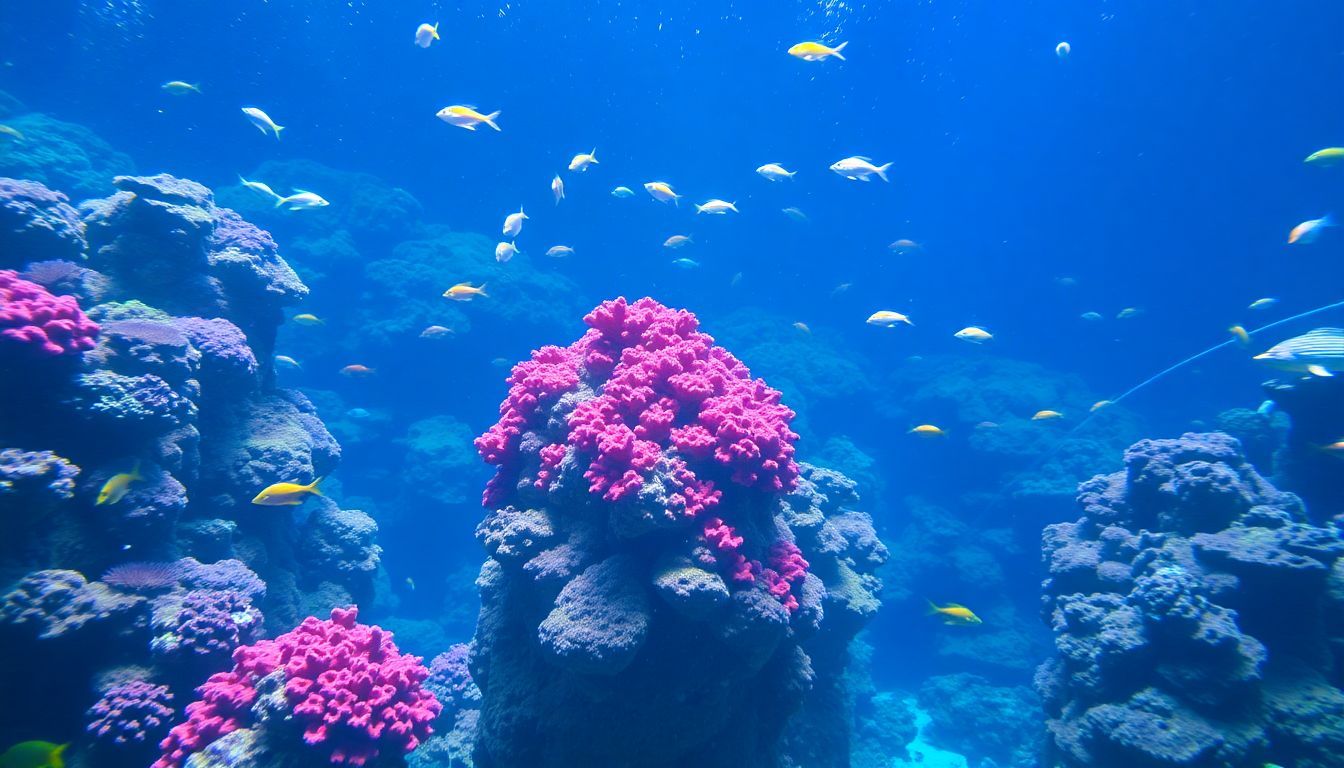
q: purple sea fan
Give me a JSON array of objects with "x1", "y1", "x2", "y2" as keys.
[
  {"x1": 86, "y1": 681, "x2": 175, "y2": 747},
  {"x1": 101, "y1": 561, "x2": 182, "y2": 592}
]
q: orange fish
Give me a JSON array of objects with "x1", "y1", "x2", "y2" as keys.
[{"x1": 340, "y1": 364, "x2": 375, "y2": 378}]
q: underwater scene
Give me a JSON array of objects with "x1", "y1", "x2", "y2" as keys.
[{"x1": 0, "y1": 1, "x2": 1342, "y2": 767}]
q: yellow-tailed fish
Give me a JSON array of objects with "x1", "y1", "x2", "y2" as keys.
[
  {"x1": 1304, "y1": 147, "x2": 1344, "y2": 167},
  {"x1": 927, "y1": 600, "x2": 982, "y2": 625},
  {"x1": 241, "y1": 107, "x2": 284, "y2": 139},
  {"x1": 1318, "y1": 440, "x2": 1344, "y2": 455},
  {"x1": 1090, "y1": 400, "x2": 1113, "y2": 412},
  {"x1": 0, "y1": 741, "x2": 67, "y2": 768},
  {"x1": 788, "y1": 40, "x2": 848, "y2": 62},
  {"x1": 694, "y1": 199, "x2": 738, "y2": 215},
  {"x1": 568, "y1": 148, "x2": 598, "y2": 172},
  {"x1": 275, "y1": 355, "x2": 302, "y2": 369},
  {"x1": 414, "y1": 22, "x2": 440, "y2": 48},
  {"x1": 292, "y1": 313, "x2": 324, "y2": 326},
  {"x1": 909, "y1": 425, "x2": 946, "y2": 437},
  {"x1": 444, "y1": 282, "x2": 488, "y2": 301},
  {"x1": 252, "y1": 477, "x2": 323, "y2": 506},
  {"x1": 1229, "y1": 325, "x2": 1250, "y2": 346},
  {"x1": 756, "y1": 163, "x2": 796, "y2": 181},
  {"x1": 644, "y1": 181, "x2": 681, "y2": 205},
  {"x1": 1248, "y1": 298, "x2": 1278, "y2": 310},
  {"x1": 436, "y1": 105, "x2": 501, "y2": 132},
  {"x1": 97, "y1": 463, "x2": 142, "y2": 506},
  {"x1": 1032, "y1": 410, "x2": 1065, "y2": 421}
]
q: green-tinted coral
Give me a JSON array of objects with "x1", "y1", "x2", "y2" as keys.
[{"x1": 0, "y1": 112, "x2": 134, "y2": 200}]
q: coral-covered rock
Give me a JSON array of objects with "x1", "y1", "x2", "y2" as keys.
[
  {"x1": 150, "y1": 588, "x2": 264, "y2": 665},
  {"x1": 0, "y1": 448, "x2": 78, "y2": 510},
  {"x1": 21, "y1": 259, "x2": 109, "y2": 304},
  {"x1": 0, "y1": 112, "x2": 135, "y2": 200},
  {"x1": 155, "y1": 606, "x2": 440, "y2": 768},
  {"x1": 0, "y1": 269, "x2": 99, "y2": 359},
  {"x1": 425, "y1": 644, "x2": 481, "y2": 720},
  {"x1": 1039, "y1": 433, "x2": 1344, "y2": 768},
  {"x1": 86, "y1": 680, "x2": 176, "y2": 748},
  {"x1": 0, "y1": 177, "x2": 86, "y2": 266},
  {"x1": 918, "y1": 673, "x2": 1041, "y2": 767},
  {"x1": 469, "y1": 298, "x2": 886, "y2": 768},
  {"x1": 0, "y1": 569, "x2": 142, "y2": 639},
  {"x1": 298, "y1": 501, "x2": 381, "y2": 594}
]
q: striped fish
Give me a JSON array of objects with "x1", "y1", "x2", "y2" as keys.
[{"x1": 1253, "y1": 328, "x2": 1344, "y2": 377}]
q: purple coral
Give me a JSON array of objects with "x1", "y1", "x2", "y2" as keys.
[
  {"x1": 0, "y1": 269, "x2": 99, "y2": 358},
  {"x1": 101, "y1": 561, "x2": 183, "y2": 592},
  {"x1": 0, "y1": 177, "x2": 86, "y2": 267},
  {"x1": 0, "y1": 448, "x2": 79, "y2": 501},
  {"x1": 87, "y1": 681, "x2": 176, "y2": 747},
  {"x1": 424, "y1": 644, "x2": 481, "y2": 717},
  {"x1": 0, "y1": 569, "x2": 142, "y2": 639},
  {"x1": 150, "y1": 589, "x2": 264, "y2": 663},
  {"x1": 174, "y1": 558, "x2": 266, "y2": 601}
]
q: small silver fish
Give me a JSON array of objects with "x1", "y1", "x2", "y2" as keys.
[
  {"x1": 275, "y1": 190, "x2": 329, "y2": 210},
  {"x1": 671, "y1": 258, "x2": 700, "y2": 269},
  {"x1": 241, "y1": 107, "x2": 284, "y2": 139}
]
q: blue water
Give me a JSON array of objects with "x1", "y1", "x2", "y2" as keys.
[{"x1": 2, "y1": 0, "x2": 1343, "y2": 763}]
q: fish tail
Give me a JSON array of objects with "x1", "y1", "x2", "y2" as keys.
[
  {"x1": 925, "y1": 598, "x2": 941, "y2": 615},
  {"x1": 273, "y1": 124, "x2": 285, "y2": 140},
  {"x1": 432, "y1": 22, "x2": 440, "y2": 38},
  {"x1": 130, "y1": 460, "x2": 143, "y2": 480},
  {"x1": 478, "y1": 283, "x2": 488, "y2": 297},
  {"x1": 52, "y1": 743, "x2": 68, "y2": 768},
  {"x1": 694, "y1": 203, "x2": 705, "y2": 214},
  {"x1": 484, "y1": 111, "x2": 502, "y2": 131},
  {"x1": 590, "y1": 148, "x2": 598, "y2": 162},
  {"x1": 832, "y1": 41, "x2": 848, "y2": 60},
  {"x1": 306, "y1": 476, "x2": 325, "y2": 495},
  {"x1": 875, "y1": 162, "x2": 892, "y2": 182},
  {"x1": 1322, "y1": 213, "x2": 1336, "y2": 227}
]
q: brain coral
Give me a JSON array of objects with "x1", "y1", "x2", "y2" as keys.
[{"x1": 0, "y1": 269, "x2": 99, "y2": 358}]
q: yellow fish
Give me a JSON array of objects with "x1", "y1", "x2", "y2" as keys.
[
  {"x1": 927, "y1": 600, "x2": 982, "y2": 626},
  {"x1": 252, "y1": 477, "x2": 323, "y2": 506},
  {"x1": 788, "y1": 40, "x2": 848, "y2": 62},
  {"x1": 1304, "y1": 147, "x2": 1344, "y2": 167},
  {"x1": 436, "y1": 105, "x2": 501, "y2": 132},
  {"x1": 97, "y1": 463, "x2": 142, "y2": 506},
  {"x1": 0, "y1": 125, "x2": 25, "y2": 141},
  {"x1": 866, "y1": 311, "x2": 913, "y2": 327},
  {"x1": 1288, "y1": 214, "x2": 1333, "y2": 245},
  {"x1": 954, "y1": 326, "x2": 992, "y2": 343},
  {"x1": 0, "y1": 741, "x2": 67, "y2": 768},
  {"x1": 1032, "y1": 410, "x2": 1064, "y2": 421},
  {"x1": 1090, "y1": 400, "x2": 1113, "y2": 412},
  {"x1": 909, "y1": 425, "x2": 946, "y2": 437},
  {"x1": 1229, "y1": 325, "x2": 1250, "y2": 346},
  {"x1": 292, "y1": 313, "x2": 324, "y2": 326},
  {"x1": 444, "y1": 282, "x2": 488, "y2": 301}
]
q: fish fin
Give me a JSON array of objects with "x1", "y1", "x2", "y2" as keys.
[
  {"x1": 855, "y1": 155, "x2": 874, "y2": 162},
  {"x1": 858, "y1": 175, "x2": 871, "y2": 182},
  {"x1": 590, "y1": 148, "x2": 598, "y2": 162},
  {"x1": 1308, "y1": 365, "x2": 1334, "y2": 377},
  {"x1": 462, "y1": 123, "x2": 478, "y2": 131},
  {"x1": 273, "y1": 124, "x2": 284, "y2": 140},
  {"x1": 274, "y1": 196, "x2": 287, "y2": 208},
  {"x1": 51, "y1": 743, "x2": 68, "y2": 768},
  {"x1": 831, "y1": 41, "x2": 848, "y2": 60},
  {"x1": 483, "y1": 111, "x2": 502, "y2": 131},
  {"x1": 673, "y1": 195, "x2": 681, "y2": 207},
  {"x1": 875, "y1": 162, "x2": 892, "y2": 182},
  {"x1": 130, "y1": 461, "x2": 143, "y2": 480},
  {"x1": 925, "y1": 599, "x2": 941, "y2": 615},
  {"x1": 432, "y1": 22, "x2": 440, "y2": 38}
]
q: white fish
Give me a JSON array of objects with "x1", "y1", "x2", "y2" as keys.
[
  {"x1": 1056, "y1": 41, "x2": 1071, "y2": 59},
  {"x1": 829, "y1": 156, "x2": 892, "y2": 182},
  {"x1": 275, "y1": 354, "x2": 302, "y2": 369},
  {"x1": 695, "y1": 199, "x2": 738, "y2": 215},
  {"x1": 1080, "y1": 311, "x2": 1103, "y2": 322},
  {"x1": 955, "y1": 326, "x2": 993, "y2": 343},
  {"x1": 663, "y1": 235, "x2": 693, "y2": 249},
  {"x1": 611, "y1": 186, "x2": 635, "y2": 198},
  {"x1": 238, "y1": 175, "x2": 281, "y2": 201},
  {"x1": 866, "y1": 311, "x2": 912, "y2": 327},
  {"x1": 1248, "y1": 298, "x2": 1279, "y2": 311},
  {"x1": 546, "y1": 245, "x2": 575, "y2": 257},
  {"x1": 415, "y1": 22, "x2": 440, "y2": 48},
  {"x1": 437, "y1": 105, "x2": 501, "y2": 132},
  {"x1": 162, "y1": 81, "x2": 202, "y2": 95},
  {"x1": 569, "y1": 148, "x2": 598, "y2": 172},
  {"x1": 496, "y1": 241, "x2": 519, "y2": 263},
  {"x1": 1289, "y1": 214, "x2": 1334, "y2": 245},
  {"x1": 503, "y1": 207, "x2": 528, "y2": 237},
  {"x1": 241, "y1": 107, "x2": 284, "y2": 139},
  {"x1": 275, "y1": 190, "x2": 329, "y2": 210},
  {"x1": 644, "y1": 181, "x2": 681, "y2": 205},
  {"x1": 756, "y1": 163, "x2": 796, "y2": 181},
  {"x1": 552, "y1": 175, "x2": 565, "y2": 204},
  {"x1": 781, "y1": 207, "x2": 808, "y2": 222}
]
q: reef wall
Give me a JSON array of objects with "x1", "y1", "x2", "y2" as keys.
[
  {"x1": 1038, "y1": 432, "x2": 1344, "y2": 767},
  {"x1": 467, "y1": 297, "x2": 887, "y2": 768},
  {"x1": 0, "y1": 174, "x2": 394, "y2": 763}
]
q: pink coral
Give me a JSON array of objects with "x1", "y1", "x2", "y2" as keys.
[
  {"x1": 0, "y1": 269, "x2": 99, "y2": 357},
  {"x1": 762, "y1": 541, "x2": 810, "y2": 613},
  {"x1": 155, "y1": 607, "x2": 440, "y2": 768},
  {"x1": 475, "y1": 297, "x2": 799, "y2": 513}
]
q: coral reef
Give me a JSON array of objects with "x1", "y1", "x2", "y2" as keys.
[
  {"x1": 1039, "y1": 432, "x2": 1344, "y2": 768},
  {"x1": 86, "y1": 680, "x2": 176, "y2": 750},
  {"x1": 0, "y1": 112, "x2": 135, "y2": 200},
  {"x1": 0, "y1": 178, "x2": 86, "y2": 265},
  {"x1": 468, "y1": 297, "x2": 886, "y2": 768},
  {"x1": 0, "y1": 269, "x2": 100, "y2": 358},
  {"x1": 156, "y1": 606, "x2": 440, "y2": 768},
  {"x1": 918, "y1": 673, "x2": 1040, "y2": 768}
]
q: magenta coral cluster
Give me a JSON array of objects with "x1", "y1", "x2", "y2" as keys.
[
  {"x1": 476, "y1": 297, "x2": 804, "y2": 605},
  {"x1": 156, "y1": 606, "x2": 440, "y2": 768},
  {"x1": 0, "y1": 269, "x2": 99, "y2": 357}
]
